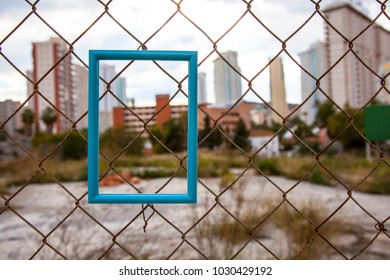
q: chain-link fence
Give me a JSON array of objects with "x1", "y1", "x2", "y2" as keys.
[{"x1": 0, "y1": 0, "x2": 389, "y2": 260}]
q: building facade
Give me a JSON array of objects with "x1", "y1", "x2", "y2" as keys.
[
  {"x1": 28, "y1": 37, "x2": 75, "y2": 133},
  {"x1": 198, "y1": 102, "x2": 253, "y2": 132},
  {"x1": 323, "y1": 1, "x2": 390, "y2": 109},
  {"x1": 214, "y1": 51, "x2": 242, "y2": 106},
  {"x1": 99, "y1": 64, "x2": 127, "y2": 111},
  {"x1": 197, "y1": 72, "x2": 208, "y2": 104},
  {"x1": 299, "y1": 41, "x2": 329, "y2": 125},
  {"x1": 73, "y1": 64, "x2": 89, "y2": 129},
  {"x1": 99, "y1": 64, "x2": 127, "y2": 132},
  {"x1": 269, "y1": 57, "x2": 288, "y2": 124},
  {"x1": 113, "y1": 94, "x2": 265, "y2": 135},
  {"x1": 113, "y1": 94, "x2": 187, "y2": 134},
  {"x1": 0, "y1": 100, "x2": 22, "y2": 136},
  {"x1": 249, "y1": 129, "x2": 280, "y2": 158},
  {"x1": 378, "y1": 60, "x2": 390, "y2": 104}
]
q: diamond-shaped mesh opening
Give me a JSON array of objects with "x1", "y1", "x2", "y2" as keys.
[
  {"x1": 113, "y1": 206, "x2": 183, "y2": 259},
  {"x1": 109, "y1": 0, "x2": 178, "y2": 43},
  {"x1": 72, "y1": 16, "x2": 141, "y2": 60},
  {"x1": 0, "y1": 1, "x2": 32, "y2": 40},
  {"x1": 45, "y1": 208, "x2": 114, "y2": 260},
  {"x1": 180, "y1": 0, "x2": 247, "y2": 41},
  {"x1": 0, "y1": 0, "x2": 389, "y2": 260},
  {"x1": 0, "y1": 208, "x2": 43, "y2": 259},
  {"x1": 34, "y1": 0, "x2": 103, "y2": 42},
  {"x1": 7, "y1": 179, "x2": 77, "y2": 224},
  {"x1": 317, "y1": 198, "x2": 390, "y2": 260},
  {"x1": 183, "y1": 204, "x2": 251, "y2": 259}
]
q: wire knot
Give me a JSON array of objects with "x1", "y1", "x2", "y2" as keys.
[
  {"x1": 375, "y1": 222, "x2": 386, "y2": 232},
  {"x1": 142, "y1": 204, "x2": 155, "y2": 233}
]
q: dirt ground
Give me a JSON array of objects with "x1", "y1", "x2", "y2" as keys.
[{"x1": 1, "y1": 175, "x2": 389, "y2": 259}]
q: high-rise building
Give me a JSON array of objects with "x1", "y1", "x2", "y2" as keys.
[
  {"x1": 323, "y1": 1, "x2": 390, "y2": 108},
  {"x1": 269, "y1": 57, "x2": 288, "y2": 124},
  {"x1": 72, "y1": 64, "x2": 127, "y2": 131},
  {"x1": 28, "y1": 37, "x2": 75, "y2": 133},
  {"x1": 213, "y1": 51, "x2": 242, "y2": 106},
  {"x1": 198, "y1": 72, "x2": 207, "y2": 104},
  {"x1": 0, "y1": 100, "x2": 22, "y2": 136},
  {"x1": 98, "y1": 64, "x2": 127, "y2": 132},
  {"x1": 299, "y1": 41, "x2": 329, "y2": 125},
  {"x1": 378, "y1": 60, "x2": 390, "y2": 104},
  {"x1": 27, "y1": 39, "x2": 128, "y2": 134},
  {"x1": 116, "y1": 77, "x2": 127, "y2": 106},
  {"x1": 74, "y1": 64, "x2": 89, "y2": 129},
  {"x1": 99, "y1": 64, "x2": 127, "y2": 111}
]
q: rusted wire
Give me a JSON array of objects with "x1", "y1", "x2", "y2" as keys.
[{"x1": 0, "y1": 0, "x2": 388, "y2": 260}]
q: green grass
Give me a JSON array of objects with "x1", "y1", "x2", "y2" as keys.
[
  {"x1": 1, "y1": 150, "x2": 388, "y2": 195},
  {"x1": 253, "y1": 154, "x2": 389, "y2": 194},
  {"x1": 0, "y1": 157, "x2": 88, "y2": 188}
]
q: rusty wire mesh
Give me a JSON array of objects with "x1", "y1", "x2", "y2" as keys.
[{"x1": 0, "y1": 0, "x2": 389, "y2": 260}]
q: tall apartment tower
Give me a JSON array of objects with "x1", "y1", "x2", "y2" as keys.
[
  {"x1": 213, "y1": 51, "x2": 242, "y2": 106},
  {"x1": 28, "y1": 37, "x2": 75, "y2": 134},
  {"x1": 0, "y1": 100, "x2": 22, "y2": 136},
  {"x1": 379, "y1": 60, "x2": 390, "y2": 104},
  {"x1": 198, "y1": 72, "x2": 208, "y2": 104},
  {"x1": 98, "y1": 64, "x2": 127, "y2": 132},
  {"x1": 323, "y1": 1, "x2": 390, "y2": 109},
  {"x1": 299, "y1": 41, "x2": 329, "y2": 125},
  {"x1": 74, "y1": 65, "x2": 89, "y2": 129},
  {"x1": 100, "y1": 64, "x2": 118, "y2": 111},
  {"x1": 269, "y1": 57, "x2": 288, "y2": 124}
]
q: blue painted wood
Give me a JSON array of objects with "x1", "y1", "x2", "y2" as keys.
[{"x1": 88, "y1": 50, "x2": 198, "y2": 204}]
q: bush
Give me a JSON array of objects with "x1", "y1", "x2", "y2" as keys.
[
  {"x1": 307, "y1": 168, "x2": 329, "y2": 185},
  {"x1": 296, "y1": 140, "x2": 320, "y2": 155},
  {"x1": 149, "y1": 115, "x2": 187, "y2": 154},
  {"x1": 351, "y1": 162, "x2": 390, "y2": 194},
  {"x1": 271, "y1": 203, "x2": 347, "y2": 259},
  {"x1": 32, "y1": 130, "x2": 88, "y2": 160},
  {"x1": 100, "y1": 126, "x2": 145, "y2": 157},
  {"x1": 61, "y1": 131, "x2": 88, "y2": 160},
  {"x1": 219, "y1": 171, "x2": 236, "y2": 189},
  {"x1": 32, "y1": 131, "x2": 63, "y2": 155},
  {"x1": 198, "y1": 152, "x2": 230, "y2": 177},
  {"x1": 254, "y1": 158, "x2": 280, "y2": 176}
]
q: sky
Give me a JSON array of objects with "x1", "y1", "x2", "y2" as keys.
[{"x1": 0, "y1": 0, "x2": 388, "y2": 106}]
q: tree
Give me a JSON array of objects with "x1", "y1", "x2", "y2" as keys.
[
  {"x1": 61, "y1": 130, "x2": 88, "y2": 160},
  {"x1": 41, "y1": 107, "x2": 57, "y2": 134},
  {"x1": 316, "y1": 100, "x2": 335, "y2": 128},
  {"x1": 291, "y1": 117, "x2": 314, "y2": 139},
  {"x1": 326, "y1": 105, "x2": 365, "y2": 149},
  {"x1": 162, "y1": 115, "x2": 187, "y2": 153},
  {"x1": 199, "y1": 115, "x2": 223, "y2": 150},
  {"x1": 149, "y1": 114, "x2": 187, "y2": 153},
  {"x1": 231, "y1": 118, "x2": 252, "y2": 152},
  {"x1": 100, "y1": 126, "x2": 145, "y2": 157},
  {"x1": 21, "y1": 108, "x2": 34, "y2": 136}
]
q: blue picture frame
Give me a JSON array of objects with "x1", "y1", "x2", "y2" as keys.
[{"x1": 88, "y1": 50, "x2": 198, "y2": 204}]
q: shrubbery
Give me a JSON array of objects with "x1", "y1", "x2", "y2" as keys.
[{"x1": 32, "y1": 130, "x2": 87, "y2": 160}]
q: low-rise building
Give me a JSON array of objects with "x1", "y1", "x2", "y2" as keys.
[
  {"x1": 249, "y1": 129, "x2": 280, "y2": 157},
  {"x1": 113, "y1": 94, "x2": 187, "y2": 134},
  {"x1": 0, "y1": 100, "x2": 22, "y2": 136}
]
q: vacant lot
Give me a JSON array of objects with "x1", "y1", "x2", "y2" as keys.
[{"x1": 1, "y1": 174, "x2": 389, "y2": 259}]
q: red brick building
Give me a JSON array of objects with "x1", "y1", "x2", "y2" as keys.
[
  {"x1": 113, "y1": 95, "x2": 278, "y2": 134},
  {"x1": 113, "y1": 94, "x2": 187, "y2": 133}
]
